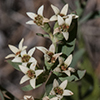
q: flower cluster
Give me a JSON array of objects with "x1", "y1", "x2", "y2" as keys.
[{"x1": 5, "y1": 3, "x2": 79, "y2": 100}]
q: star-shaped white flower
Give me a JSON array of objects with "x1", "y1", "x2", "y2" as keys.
[
  {"x1": 12, "y1": 47, "x2": 36, "y2": 66},
  {"x1": 54, "y1": 54, "x2": 75, "y2": 76},
  {"x1": 36, "y1": 44, "x2": 62, "y2": 63},
  {"x1": 50, "y1": 79, "x2": 73, "y2": 99},
  {"x1": 50, "y1": 4, "x2": 78, "y2": 21},
  {"x1": 24, "y1": 95, "x2": 34, "y2": 100},
  {"x1": 53, "y1": 15, "x2": 72, "y2": 41},
  {"x1": 42, "y1": 96, "x2": 58, "y2": 100},
  {"x1": 26, "y1": 5, "x2": 49, "y2": 26},
  {"x1": 50, "y1": 4, "x2": 68, "y2": 21},
  {"x1": 19, "y1": 63, "x2": 44, "y2": 89},
  {"x1": 5, "y1": 38, "x2": 27, "y2": 59}
]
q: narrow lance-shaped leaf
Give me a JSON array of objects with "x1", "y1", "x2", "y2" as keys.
[
  {"x1": 59, "y1": 70, "x2": 86, "y2": 82},
  {"x1": 7, "y1": 60, "x2": 21, "y2": 71},
  {"x1": 36, "y1": 33, "x2": 49, "y2": 38},
  {"x1": 0, "y1": 90, "x2": 5, "y2": 100}
]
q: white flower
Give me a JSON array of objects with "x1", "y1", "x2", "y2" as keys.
[
  {"x1": 26, "y1": 5, "x2": 49, "y2": 26},
  {"x1": 12, "y1": 47, "x2": 36, "y2": 66},
  {"x1": 24, "y1": 95, "x2": 34, "y2": 100},
  {"x1": 43, "y1": 96, "x2": 58, "y2": 100},
  {"x1": 36, "y1": 44, "x2": 62, "y2": 63},
  {"x1": 50, "y1": 4, "x2": 68, "y2": 21},
  {"x1": 50, "y1": 4, "x2": 78, "y2": 21},
  {"x1": 50, "y1": 79, "x2": 73, "y2": 99},
  {"x1": 5, "y1": 38, "x2": 27, "y2": 59},
  {"x1": 53, "y1": 15, "x2": 72, "y2": 41},
  {"x1": 54, "y1": 54, "x2": 75, "y2": 76},
  {"x1": 19, "y1": 63, "x2": 44, "y2": 89}
]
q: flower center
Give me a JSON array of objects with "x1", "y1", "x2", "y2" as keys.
[
  {"x1": 47, "y1": 51, "x2": 54, "y2": 57},
  {"x1": 59, "y1": 13, "x2": 65, "y2": 17},
  {"x1": 60, "y1": 64, "x2": 68, "y2": 71},
  {"x1": 16, "y1": 51, "x2": 21, "y2": 56},
  {"x1": 54, "y1": 87, "x2": 63, "y2": 95},
  {"x1": 34, "y1": 15, "x2": 43, "y2": 26},
  {"x1": 27, "y1": 70, "x2": 36, "y2": 79},
  {"x1": 59, "y1": 24, "x2": 69, "y2": 32},
  {"x1": 22, "y1": 54, "x2": 31, "y2": 62},
  {"x1": 46, "y1": 52, "x2": 56, "y2": 63}
]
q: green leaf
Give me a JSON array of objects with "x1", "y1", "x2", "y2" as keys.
[
  {"x1": 36, "y1": 33, "x2": 49, "y2": 38},
  {"x1": 54, "y1": 22, "x2": 59, "y2": 29},
  {"x1": 77, "y1": 70, "x2": 86, "y2": 79},
  {"x1": 59, "y1": 75, "x2": 78, "y2": 82},
  {"x1": 61, "y1": 39, "x2": 76, "y2": 56},
  {"x1": 70, "y1": 48, "x2": 85, "y2": 67},
  {"x1": 42, "y1": 23, "x2": 52, "y2": 33},
  {"x1": 54, "y1": 33, "x2": 64, "y2": 41},
  {"x1": 7, "y1": 60, "x2": 21, "y2": 71},
  {"x1": 21, "y1": 84, "x2": 33, "y2": 91},
  {"x1": 59, "y1": 70, "x2": 86, "y2": 82},
  {"x1": 45, "y1": 60, "x2": 54, "y2": 70},
  {"x1": 0, "y1": 90, "x2": 5, "y2": 100},
  {"x1": 21, "y1": 83, "x2": 43, "y2": 91},
  {"x1": 45, "y1": 84, "x2": 53, "y2": 96},
  {"x1": 45, "y1": 60, "x2": 59, "y2": 71}
]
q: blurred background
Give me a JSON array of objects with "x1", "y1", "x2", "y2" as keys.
[{"x1": 0, "y1": 0, "x2": 100, "y2": 100}]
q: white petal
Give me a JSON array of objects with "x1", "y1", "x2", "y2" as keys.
[
  {"x1": 56, "y1": 95, "x2": 63, "y2": 99},
  {"x1": 50, "y1": 89, "x2": 56, "y2": 95},
  {"x1": 54, "y1": 67, "x2": 61, "y2": 72},
  {"x1": 12, "y1": 57, "x2": 22, "y2": 62},
  {"x1": 69, "y1": 14, "x2": 79, "y2": 19},
  {"x1": 53, "y1": 28, "x2": 60, "y2": 34},
  {"x1": 22, "y1": 46, "x2": 27, "y2": 51},
  {"x1": 43, "y1": 18, "x2": 50, "y2": 23},
  {"x1": 63, "y1": 90, "x2": 73, "y2": 96},
  {"x1": 50, "y1": 15, "x2": 57, "y2": 21},
  {"x1": 29, "y1": 57, "x2": 37, "y2": 63},
  {"x1": 5, "y1": 54, "x2": 15, "y2": 59},
  {"x1": 37, "y1": 5, "x2": 44, "y2": 16},
  {"x1": 49, "y1": 44, "x2": 55, "y2": 53},
  {"x1": 21, "y1": 50, "x2": 27, "y2": 57},
  {"x1": 64, "y1": 54, "x2": 72, "y2": 66},
  {"x1": 28, "y1": 47, "x2": 36, "y2": 56},
  {"x1": 68, "y1": 67, "x2": 75, "y2": 72},
  {"x1": 51, "y1": 4, "x2": 60, "y2": 15},
  {"x1": 20, "y1": 75, "x2": 30, "y2": 84},
  {"x1": 58, "y1": 57, "x2": 64, "y2": 65},
  {"x1": 30, "y1": 78, "x2": 36, "y2": 89},
  {"x1": 18, "y1": 38, "x2": 24, "y2": 50},
  {"x1": 63, "y1": 70, "x2": 71, "y2": 76},
  {"x1": 26, "y1": 20, "x2": 35, "y2": 25},
  {"x1": 53, "y1": 79, "x2": 59, "y2": 88},
  {"x1": 53, "y1": 53, "x2": 62, "y2": 60},
  {"x1": 50, "y1": 97, "x2": 58, "y2": 100},
  {"x1": 24, "y1": 95, "x2": 34, "y2": 100},
  {"x1": 61, "y1": 4, "x2": 68, "y2": 15},
  {"x1": 8, "y1": 45, "x2": 19, "y2": 54},
  {"x1": 65, "y1": 15, "x2": 72, "y2": 26},
  {"x1": 35, "y1": 70, "x2": 43, "y2": 77},
  {"x1": 19, "y1": 65, "x2": 29, "y2": 74},
  {"x1": 30, "y1": 62, "x2": 37, "y2": 71},
  {"x1": 26, "y1": 12, "x2": 37, "y2": 20},
  {"x1": 36, "y1": 46, "x2": 48, "y2": 54},
  {"x1": 59, "y1": 80, "x2": 68, "y2": 90},
  {"x1": 62, "y1": 32, "x2": 69, "y2": 41},
  {"x1": 58, "y1": 15, "x2": 65, "y2": 25}
]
